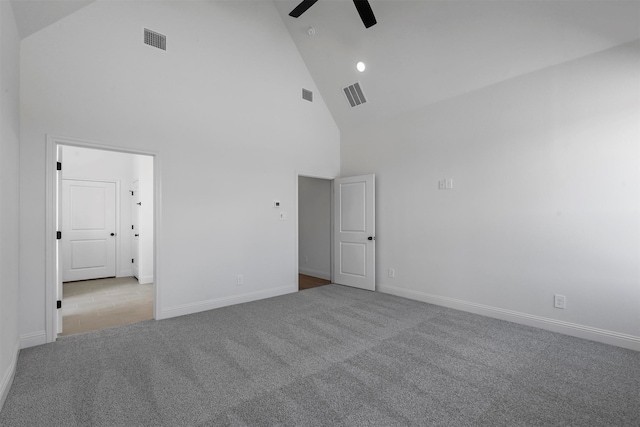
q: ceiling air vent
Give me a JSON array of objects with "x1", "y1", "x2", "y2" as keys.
[
  {"x1": 302, "y1": 88, "x2": 313, "y2": 102},
  {"x1": 343, "y1": 82, "x2": 367, "y2": 108},
  {"x1": 144, "y1": 28, "x2": 166, "y2": 51}
]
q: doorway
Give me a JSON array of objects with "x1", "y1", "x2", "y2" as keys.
[
  {"x1": 45, "y1": 136, "x2": 158, "y2": 341},
  {"x1": 298, "y1": 175, "x2": 332, "y2": 291}
]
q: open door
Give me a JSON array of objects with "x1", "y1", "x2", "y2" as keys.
[
  {"x1": 131, "y1": 180, "x2": 140, "y2": 280},
  {"x1": 56, "y1": 146, "x2": 63, "y2": 334},
  {"x1": 333, "y1": 174, "x2": 375, "y2": 291}
]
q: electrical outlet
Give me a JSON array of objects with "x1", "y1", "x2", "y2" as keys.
[
  {"x1": 237, "y1": 274, "x2": 244, "y2": 285},
  {"x1": 304, "y1": 255, "x2": 309, "y2": 263},
  {"x1": 554, "y1": 294, "x2": 566, "y2": 309},
  {"x1": 446, "y1": 179, "x2": 453, "y2": 189},
  {"x1": 388, "y1": 268, "x2": 395, "y2": 278}
]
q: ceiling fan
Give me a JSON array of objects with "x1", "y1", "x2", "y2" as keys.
[{"x1": 289, "y1": 0, "x2": 377, "y2": 29}]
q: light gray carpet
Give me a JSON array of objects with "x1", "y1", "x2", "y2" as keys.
[{"x1": 1, "y1": 285, "x2": 638, "y2": 426}]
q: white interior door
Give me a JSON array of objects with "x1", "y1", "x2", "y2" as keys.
[
  {"x1": 131, "y1": 180, "x2": 140, "y2": 280},
  {"x1": 333, "y1": 174, "x2": 375, "y2": 291},
  {"x1": 62, "y1": 179, "x2": 117, "y2": 282}
]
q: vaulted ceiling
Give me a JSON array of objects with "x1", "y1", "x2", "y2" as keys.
[
  {"x1": 273, "y1": 0, "x2": 640, "y2": 132},
  {"x1": 11, "y1": 0, "x2": 94, "y2": 39},
  {"x1": 10, "y1": 0, "x2": 640, "y2": 132}
]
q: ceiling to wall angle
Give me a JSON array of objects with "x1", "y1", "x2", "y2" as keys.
[{"x1": 273, "y1": 0, "x2": 640, "y2": 131}]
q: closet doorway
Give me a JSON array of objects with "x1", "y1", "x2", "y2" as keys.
[{"x1": 298, "y1": 175, "x2": 332, "y2": 291}]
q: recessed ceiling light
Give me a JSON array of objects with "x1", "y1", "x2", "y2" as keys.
[{"x1": 356, "y1": 61, "x2": 366, "y2": 72}]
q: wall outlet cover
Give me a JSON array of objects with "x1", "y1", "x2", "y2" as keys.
[{"x1": 554, "y1": 294, "x2": 566, "y2": 309}]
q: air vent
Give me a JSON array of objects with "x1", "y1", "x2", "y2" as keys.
[
  {"x1": 343, "y1": 82, "x2": 367, "y2": 107},
  {"x1": 144, "y1": 28, "x2": 166, "y2": 51},
  {"x1": 302, "y1": 88, "x2": 313, "y2": 102}
]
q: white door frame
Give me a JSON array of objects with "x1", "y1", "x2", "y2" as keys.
[
  {"x1": 131, "y1": 179, "x2": 140, "y2": 281},
  {"x1": 295, "y1": 172, "x2": 336, "y2": 286},
  {"x1": 45, "y1": 135, "x2": 162, "y2": 343}
]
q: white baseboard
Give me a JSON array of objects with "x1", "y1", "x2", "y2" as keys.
[
  {"x1": 299, "y1": 268, "x2": 331, "y2": 281},
  {"x1": 378, "y1": 284, "x2": 640, "y2": 351},
  {"x1": 159, "y1": 285, "x2": 295, "y2": 320},
  {"x1": 0, "y1": 340, "x2": 19, "y2": 411},
  {"x1": 137, "y1": 275, "x2": 153, "y2": 285},
  {"x1": 117, "y1": 269, "x2": 133, "y2": 278},
  {"x1": 20, "y1": 330, "x2": 47, "y2": 349}
]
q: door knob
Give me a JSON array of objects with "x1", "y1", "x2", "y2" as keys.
[
  {"x1": 110, "y1": 233, "x2": 116, "y2": 236},
  {"x1": 135, "y1": 234, "x2": 139, "y2": 237},
  {"x1": 368, "y1": 236, "x2": 375, "y2": 241}
]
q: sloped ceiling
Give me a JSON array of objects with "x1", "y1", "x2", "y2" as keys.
[
  {"x1": 10, "y1": 0, "x2": 640, "y2": 133},
  {"x1": 11, "y1": 0, "x2": 94, "y2": 39},
  {"x1": 273, "y1": 0, "x2": 640, "y2": 132}
]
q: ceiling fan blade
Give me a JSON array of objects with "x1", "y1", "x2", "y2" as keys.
[
  {"x1": 289, "y1": 0, "x2": 319, "y2": 18},
  {"x1": 353, "y1": 0, "x2": 377, "y2": 28}
]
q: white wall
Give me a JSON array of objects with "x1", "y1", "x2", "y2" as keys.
[
  {"x1": 61, "y1": 145, "x2": 136, "y2": 278},
  {"x1": 0, "y1": 0, "x2": 21, "y2": 409},
  {"x1": 133, "y1": 154, "x2": 154, "y2": 285},
  {"x1": 19, "y1": 0, "x2": 339, "y2": 345},
  {"x1": 298, "y1": 176, "x2": 331, "y2": 280},
  {"x1": 342, "y1": 40, "x2": 640, "y2": 350}
]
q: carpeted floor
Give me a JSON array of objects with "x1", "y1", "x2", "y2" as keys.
[{"x1": 1, "y1": 285, "x2": 638, "y2": 426}]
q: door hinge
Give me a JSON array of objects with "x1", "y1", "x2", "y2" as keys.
[
  {"x1": 56, "y1": 231, "x2": 62, "y2": 239},
  {"x1": 130, "y1": 190, "x2": 134, "y2": 196},
  {"x1": 132, "y1": 258, "x2": 134, "y2": 264},
  {"x1": 132, "y1": 225, "x2": 134, "y2": 229},
  {"x1": 56, "y1": 162, "x2": 62, "y2": 171},
  {"x1": 57, "y1": 300, "x2": 62, "y2": 309}
]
